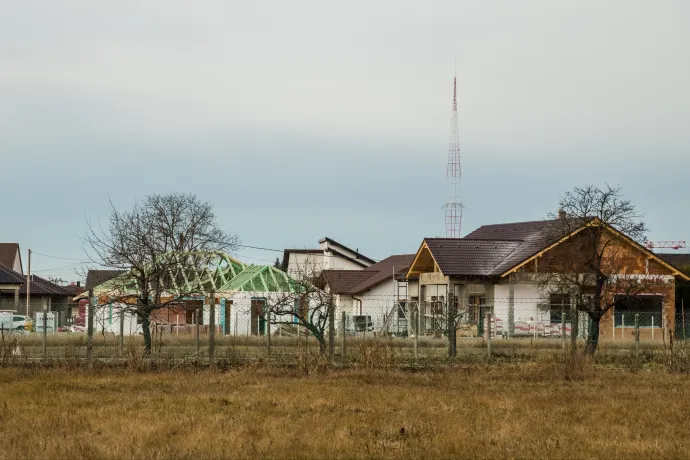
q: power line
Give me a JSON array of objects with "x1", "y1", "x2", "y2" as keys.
[
  {"x1": 236, "y1": 244, "x2": 283, "y2": 253},
  {"x1": 32, "y1": 262, "x2": 86, "y2": 273},
  {"x1": 31, "y1": 251, "x2": 90, "y2": 262}
]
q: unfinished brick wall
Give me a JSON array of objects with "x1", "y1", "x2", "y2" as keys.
[{"x1": 599, "y1": 280, "x2": 675, "y2": 343}]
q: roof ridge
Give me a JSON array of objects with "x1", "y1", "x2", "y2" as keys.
[{"x1": 475, "y1": 218, "x2": 557, "y2": 228}]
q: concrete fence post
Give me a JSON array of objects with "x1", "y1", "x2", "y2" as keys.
[
  {"x1": 209, "y1": 292, "x2": 215, "y2": 368},
  {"x1": 42, "y1": 308, "x2": 47, "y2": 361},
  {"x1": 561, "y1": 313, "x2": 566, "y2": 352},
  {"x1": 87, "y1": 289, "x2": 94, "y2": 365},
  {"x1": 635, "y1": 313, "x2": 640, "y2": 361},
  {"x1": 486, "y1": 312, "x2": 492, "y2": 361},
  {"x1": 196, "y1": 308, "x2": 201, "y2": 355},
  {"x1": 266, "y1": 305, "x2": 271, "y2": 356},
  {"x1": 119, "y1": 310, "x2": 125, "y2": 355},
  {"x1": 341, "y1": 311, "x2": 347, "y2": 362}
]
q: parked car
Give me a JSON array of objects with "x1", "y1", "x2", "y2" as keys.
[{"x1": 12, "y1": 315, "x2": 31, "y2": 332}]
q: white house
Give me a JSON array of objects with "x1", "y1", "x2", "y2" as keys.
[
  {"x1": 282, "y1": 237, "x2": 376, "y2": 279},
  {"x1": 321, "y1": 254, "x2": 417, "y2": 335},
  {"x1": 405, "y1": 218, "x2": 690, "y2": 341}
]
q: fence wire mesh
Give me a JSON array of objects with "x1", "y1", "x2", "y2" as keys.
[{"x1": 1, "y1": 296, "x2": 688, "y2": 366}]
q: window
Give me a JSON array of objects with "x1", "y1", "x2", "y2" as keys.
[
  {"x1": 430, "y1": 296, "x2": 445, "y2": 315},
  {"x1": 549, "y1": 294, "x2": 572, "y2": 324},
  {"x1": 614, "y1": 295, "x2": 662, "y2": 328}
]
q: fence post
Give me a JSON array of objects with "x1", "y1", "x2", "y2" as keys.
[
  {"x1": 42, "y1": 307, "x2": 47, "y2": 361},
  {"x1": 119, "y1": 310, "x2": 125, "y2": 355},
  {"x1": 561, "y1": 313, "x2": 566, "y2": 352},
  {"x1": 414, "y1": 303, "x2": 420, "y2": 360},
  {"x1": 266, "y1": 305, "x2": 271, "y2": 356},
  {"x1": 486, "y1": 312, "x2": 492, "y2": 361},
  {"x1": 570, "y1": 304, "x2": 578, "y2": 356},
  {"x1": 635, "y1": 313, "x2": 640, "y2": 361},
  {"x1": 448, "y1": 300, "x2": 457, "y2": 358},
  {"x1": 209, "y1": 291, "x2": 216, "y2": 368},
  {"x1": 87, "y1": 289, "x2": 94, "y2": 365},
  {"x1": 328, "y1": 300, "x2": 335, "y2": 362},
  {"x1": 195, "y1": 308, "x2": 201, "y2": 355},
  {"x1": 341, "y1": 311, "x2": 346, "y2": 362}
]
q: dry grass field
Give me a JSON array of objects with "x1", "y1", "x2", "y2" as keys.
[{"x1": 1, "y1": 363, "x2": 689, "y2": 459}]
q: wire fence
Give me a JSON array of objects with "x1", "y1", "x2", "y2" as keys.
[{"x1": 1, "y1": 297, "x2": 688, "y2": 367}]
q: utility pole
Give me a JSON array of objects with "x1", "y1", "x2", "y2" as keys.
[{"x1": 26, "y1": 249, "x2": 31, "y2": 316}]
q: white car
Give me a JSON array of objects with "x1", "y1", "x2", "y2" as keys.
[{"x1": 12, "y1": 315, "x2": 31, "y2": 332}]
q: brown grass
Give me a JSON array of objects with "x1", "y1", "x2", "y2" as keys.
[{"x1": 1, "y1": 364, "x2": 689, "y2": 459}]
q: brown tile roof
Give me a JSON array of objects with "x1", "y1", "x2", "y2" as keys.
[
  {"x1": 657, "y1": 254, "x2": 690, "y2": 273},
  {"x1": 20, "y1": 275, "x2": 73, "y2": 296},
  {"x1": 0, "y1": 264, "x2": 72, "y2": 295},
  {"x1": 62, "y1": 284, "x2": 86, "y2": 296},
  {"x1": 322, "y1": 270, "x2": 376, "y2": 295},
  {"x1": 420, "y1": 220, "x2": 567, "y2": 277},
  {"x1": 0, "y1": 265, "x2": 25, "y2": 285},
  {"x1": 0, "y1": 243, "x2": 21, "y2": 273},
  {"x1": 323, "y1": 254, "x2": 416, "y2": 295},
  {"x1": 423, "y1": 239, "x2": 523, "y2": 277},
  {"x1": 86, "y1": 270, "x2": 125, "y2": 290}
]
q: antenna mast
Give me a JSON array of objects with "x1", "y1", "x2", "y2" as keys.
[{"x1": 443, "y1": 69, "x2": 463, "y2": 237}]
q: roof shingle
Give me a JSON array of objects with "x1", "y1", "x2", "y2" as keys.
[
  {"x1": 86, "y1": 270, "x2": 126, "y2": 290},
  {"x1": 419, "y1": 220, "x2": 567, "y2": 277},
  {"x1": 657, "y1": 254, "x2": 690, "y2": 273},
  {"x1": 323, "y1": 254, "x2": 416, "y2": 295},
  {"x1": 0, "y1": 265, "x2": 25, "y2": 285}
]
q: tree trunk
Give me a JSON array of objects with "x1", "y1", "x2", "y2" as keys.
[
  {"x1": 585, "y1": 311, "x2": 602, "y2": 356},
  {"x1": 316, "y1": 334, "x2": 326, "y2": 355},
  {"x1": 142, "y1": 312, "x2": 152, "y2": 356}
]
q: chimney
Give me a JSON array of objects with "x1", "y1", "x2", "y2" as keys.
[{"x1": 558, "y1": 209, "x2": 567, "y2": 220}]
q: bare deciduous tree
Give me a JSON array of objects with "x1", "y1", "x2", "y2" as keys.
[
  {"x1": 265, "y1": 259, "x2": 335, "y2": 355},
  {"x1": 85, "y1": 193, "x2": 238, "y2": 354},
  {"x1": 538, "y1": 185, "x2": 668, "y2": 355}
]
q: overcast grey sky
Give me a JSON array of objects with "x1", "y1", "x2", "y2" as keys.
[{"x1": 1, "y1": 0, "x2": 689, "y2": 280}]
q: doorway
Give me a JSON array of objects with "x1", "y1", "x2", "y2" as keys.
[{"x1": 251, "y1": 298, "x2": 266, "y2": 336}]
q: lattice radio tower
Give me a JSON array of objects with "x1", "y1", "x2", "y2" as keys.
[{"x1": 443, "y1": 71, "x2": 463, "y2": 238}]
